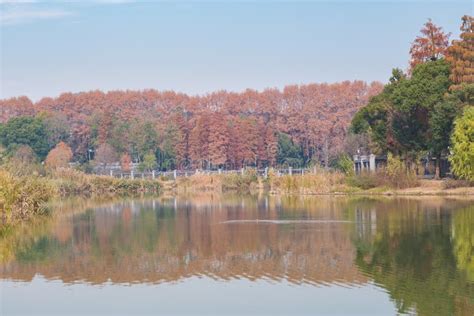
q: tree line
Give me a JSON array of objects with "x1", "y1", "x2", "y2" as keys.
[{"x1": 0, "y1": 81, "x2": 381, "y2": 171}]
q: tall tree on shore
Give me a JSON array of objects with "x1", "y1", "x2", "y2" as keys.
[
  {"x1": 390, "y1": 59, "x2": 451, "y2": 161},
  {"x1": 188, "y1": 115, "x2": 210, "y2": 169},
  {"x1": 409, "y1": 19, "x2": 450, "y2": 73},
  {"x1": 446, "y1": 15, "x2": 474, "y2": 90},
  {"x1": 208, "y1": 113, "x2": 229, "y2": 167}
]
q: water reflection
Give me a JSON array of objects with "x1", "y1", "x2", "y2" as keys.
[
  {"x1": 1, "y1": 195, "x2": 473, "y2": 315},
  {"x1": 353, "y1": 201, "x2": 474, "y2": 315}
]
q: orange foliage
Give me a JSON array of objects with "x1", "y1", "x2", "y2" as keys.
[
  {"x1": 45, "y1": 142, "x2": 73, "y2": 169},
  {"x1": 120, "y1": 153, "x2": 132, "y2": 172},
  {"x1": 446, "y1": 15, "x2": 474, "y2": 89},
  {"x1": 0, "y1": 81, "x2": 382, "y2": 168},
  {"x1": 409, "y1": 19, "x2": 450, "y2": 73}
]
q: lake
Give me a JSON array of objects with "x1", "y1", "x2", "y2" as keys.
[{"x1": 1, "y1": 194, "x2": 473, "y2": 315}]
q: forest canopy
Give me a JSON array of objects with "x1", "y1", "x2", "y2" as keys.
[{"x1": 0, "y1": 81, "x2": 382, "y2": 170}]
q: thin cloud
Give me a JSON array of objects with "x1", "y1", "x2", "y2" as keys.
[
  {"x1": 0, "y1": 1, "x2": 38, "y2": 4},
  {"x1": 0, "y1": 0, "x2": 137, "y2": 26},
  {"x1": 0, "y1": 7, "x2": 73, "y2": 25}
]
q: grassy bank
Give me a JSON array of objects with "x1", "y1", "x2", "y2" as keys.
[
  {"x1": 0, "y1": 168, "x2": 161, "y2": 227},
  {"x1": 167, "y1": 169, "x2": 474, "y2": 196},
  {"x1": 175, "y1": 171, "x2": 260, "y2": 193}
]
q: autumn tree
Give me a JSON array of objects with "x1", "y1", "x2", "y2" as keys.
[
  {"x1": 188, "y1": 115, "x2": 210, "y2": 169},
  {"x1": 94, "y1": 143, "x2": 118, "y2": 170},
  {"x1": 409, "y1": 19, "x2": 450, "y2": 73},
  {"x1": 0, "y1": 96, "x2": 35, "y2": 123},
  {"x1": 120, "y1": 153, "x2": 132, "y2": 172},
  {"x1": 45, "y1": 141, "x2": 73, "y2": 169},
  {"x1": 446, "y1": 15, "x2": 474, "y2": 90},
  {"x1": 208, "y1": 113, "x2": 229, "y2": 168}
]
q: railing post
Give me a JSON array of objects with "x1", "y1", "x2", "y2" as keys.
[
  {"x1": 289, "y1": 166, "x2": 292, "y2": 176},
  {"x1": 131, "y1": 170, "x2": 134, "y2": 179},
  {"x1": 241, "y1": 168, "x2": 244, "y2": 176},
  {"x1": 152, "y1": 170, "x2": 155, "y2": 179},
  {"x1": 264, "y1": 167, "x2": 268, "y2": 179},
  {"x1": 173, "y1": 169, "x2": 177, "y2": 180},
  {"x1": 369, "y1": 154, "x2": 376, "y2": 172},
  {"x1": 110, "y1": 169, "x2": 113, "y2": 177}
]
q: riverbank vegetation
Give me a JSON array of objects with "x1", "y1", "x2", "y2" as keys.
[{"x1": 0, "y1": 168, "x2": 161, "y2": 228}]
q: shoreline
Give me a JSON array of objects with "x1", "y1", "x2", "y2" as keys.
[{"x1": 165, "y1": 175, "x2": 474, "y2": 197}]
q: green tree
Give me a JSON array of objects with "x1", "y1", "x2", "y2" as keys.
[
  {"x1": 390, "y1": 59, "x2": 451, "y2": 160},
  {"x1": 108, "y1": 120, "x2": 131, "y2": 155},
  {"x1": 334, "y1": 154, "x2": 354, "y2": 176},
  {"x1": 39, "y1": 112, "x2": 71, "y2": 148},
  {"x1": 351, "y1": 60, "x2": 452, "y2": 168},
  {"x1": 428, "y1": 85, "x2": 472, "y2": 178},
  {"x1": 158, "y1": 123, "x2": 181, "y2": 170},
  {"x1": 139, "y1": 152, "x2": 157, "y2": 172},
  {"x1": 129, "y1": 120, "x2": 159, "y2": 162},
  {"x1": 449, "y1": 106, "x2": 474, "y2": 181},
  {"x1": 276, "y1": 133, "x2": 303, "y2": 167},
  {"x1": 350, "y1": 68, "x2": 407, "y2": 154},
  {"x1": 350, "y1": 94, "x2": 391, "y2": 154},
  {"x1": 0, "y1": 116, "x2": 51, "y2": 160},
  {"x1": 453, "y1": 206, "x2": 474, "y2": 283}
]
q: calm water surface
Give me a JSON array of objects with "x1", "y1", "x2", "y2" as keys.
[{"x1": 1, "y1": 195, "x2": 473, "y2": 315}]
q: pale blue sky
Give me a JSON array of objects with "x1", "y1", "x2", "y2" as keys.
[{"x1": 0, "y1": 0, "x2": 472, "y2": 100}]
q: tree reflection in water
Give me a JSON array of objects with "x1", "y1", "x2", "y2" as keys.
[
  {"x1": 1, "y1": 195, "x2": 473, "y2": 315},
  {"x1": 353, "y1": 200, "x2": 474, "y2": 316}
]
